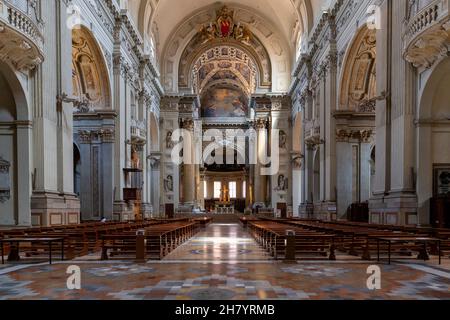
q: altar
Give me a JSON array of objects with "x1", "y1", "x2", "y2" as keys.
[
  {"x1": 215, "y1": 203, "x2": 235, "y2": 214},
  {"x1": 214, "y1": 185, "x2": 234, "y2": 214}
]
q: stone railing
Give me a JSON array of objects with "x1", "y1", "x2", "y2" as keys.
[
  {"x1": 404, "y1": 0, "x2": 450, "y2": 68},
  {"x1": 0, "y1": 0, "x2": 44, "y2": 70},
  {"x1": 131, "y1": 119, "x2": 147, "y2": 142}
]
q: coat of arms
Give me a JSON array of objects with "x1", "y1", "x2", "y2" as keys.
[{"x1": 199, "y1": 6, "x2": 252, "y2": 45}]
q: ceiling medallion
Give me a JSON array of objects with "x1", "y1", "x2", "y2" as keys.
[{"x1": 199, "y1": 6, "x2": 252, "y2": 46}]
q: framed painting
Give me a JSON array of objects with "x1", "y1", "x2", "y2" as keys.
[{"x1": 433, "y1": 164, "x2": 450, "y2": 196}]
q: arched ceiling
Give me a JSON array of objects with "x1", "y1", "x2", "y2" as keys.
[
  {"x1": 154, "y1": 0, "x2": 298, "y2": 54},
  {"x1": 124, "y1": 0, "x2": 331, "y2": 93},
  {"x1": 126, "y1": 0, "x2": 329, "y2": 58}
]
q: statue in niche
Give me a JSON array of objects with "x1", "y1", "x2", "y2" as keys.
[
  {"x1": 166, "y1": 131, "x2": 174, "y2": 149},
  {"x1": 131, "y1": 146, "x2": 140, "y2": 169},
  {"x1": 279, "y1": 130, "x2": 287, "y2": 149},
  {"x1": 164, "y1": 175, "x2": 173, "y2": 192}
]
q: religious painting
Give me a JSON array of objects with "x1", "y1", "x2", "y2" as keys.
[
  {"x1": 198, "y1": 63, "x2": 215, "y2": 83},
  {"x1": 275, "y1": 174, "x2": 288, "y2": 191},
  {"x1": 211, "y1": 70, "x2": 237, "y2": 82},
  {"x1": 201, "y1": 87, "x2": 248, "y2": 117},
  {"x1": 434, "y1": 165, "x2": 450, "y2": 196},
  {"x1": 235, "y1": 63, "x2": 251, "y2": 84}
]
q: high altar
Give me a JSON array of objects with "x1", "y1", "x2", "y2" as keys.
[{"x1": 215, "y1": 185, "x2": 234, "y2": 214}]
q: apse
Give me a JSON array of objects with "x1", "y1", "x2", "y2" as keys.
[{"x1": 201, "y1": 86, "x2": 249, "y2": 118}]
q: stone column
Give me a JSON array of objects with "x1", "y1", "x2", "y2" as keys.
[
  {"x1": 291, "y1": 152, "x2": 303, "y2": 217},
  {"x1": 237, "y1": 178, "x2": 243, "y2": 198},
  {"x1": 16, "y1": 122, "x2": 32, "y2": 226},
  {"x1": 207, "y1": 179, "x2": 214, "y2": 199},
  {"x1": 304, "y1": 144, "x2": 315, "y2": 203},
  {"x1": 254, "y1": 118, "x2": 267, "y2": 206},
  {"x1": 370, "y1": 0, "x2": 418, "y2": 225},
  {"x1": 112, "y1": 53, "x2": 129, "y2": 217},
  {"x1": 324, "y1": 52, "x2": 338, "y2": 205},
  {"x1": 31, "y1": 0, "x2": 80, "y2": 226},
  {"x1": 101, "y1": 129, "x2": 115, "y2": 219},
  {"x1": 181, "y1": 119, "x2": 195, "y2": 206},
  {"x1": 149, "y1": 153, "x2": 161, "y2": 217}
]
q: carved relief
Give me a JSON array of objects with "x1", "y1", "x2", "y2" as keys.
[
  {"x1": 0, "y1": 0, "x2": 44, "y2": 71},
  {"x1": 339, "y1": 27, "x2": 376, "y2": 111},
  {"x1": 72, "y1": 28, "x2": 111, "y2": 111},
  {"x1": 403, "y1": 0, "x2": 450, "y2": 68},
  {"x1": 198, "y1": 6, "x2": 252, "y2": 45},
  {"x1": 336, "y1": 129, "x2": 374, "y2": 143}
]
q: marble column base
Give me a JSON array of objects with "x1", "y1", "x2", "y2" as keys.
[
  {"x1": 31, "y1": 191, "x2": 80, "y2": 226},
  {"x1": 313, "y1": 201, "x2": 337, "y2": 221},
  {"x1": 113, "y1": 201, "x2": 134, "y2": 221},
  {"x1": 369, "y1": 191, "x2": 418, "y2": 225},
  {"x1": 299, "y1": 203, "x2": 314, "y2": 219},
  {"x1": 140, "y1": 203, "x2": 154, "y2": 219}
]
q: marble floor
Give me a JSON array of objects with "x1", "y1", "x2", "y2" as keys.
[
  {"x1": 164, "y1": 223, "x2": 270, "y2": 262},
  {"x1": 0, "y1": 223, "x2": 449, "y2": 300}
]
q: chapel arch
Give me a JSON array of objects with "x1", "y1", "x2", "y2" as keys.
[
  {"x1": 417, "y1": 57, "x2": 450, "y2": 226},
  {"x1": 0, "y1": 61, "x2": 32, "y2": 226},
  {"x1": 72, "y1": 26, "x2": 112, "y2": 110},
  {"x1": 339, "y1": 26, "x2": 377, "y2": 111}
]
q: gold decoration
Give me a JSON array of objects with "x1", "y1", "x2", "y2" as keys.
[{"x1": 198, "y1": 6, "x2": 252, "y2": 46}]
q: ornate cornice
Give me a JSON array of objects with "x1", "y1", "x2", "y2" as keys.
[
  {"x1": 336, "y1": 129, "x2": 374, "y2": 143},
  {"x1": 78, "y1": 129, "x2": 115, "y2": 144},
  {"x1": 404, "y1": 1, "x2": 450, "y2": 69},
  {"x1": 0, "y1": 0, "x2": 44, "y2": 71}
]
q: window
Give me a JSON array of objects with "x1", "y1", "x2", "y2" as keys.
[
  {"x1": 229, "y1": 181, "x2": 237, "y2": 199},
  {"x1": 203, "y1": 181, "x2": 207, "y2": 198},
  {"x1": 214, "y1": 181, "x2": 221, "y2": 199},
  {"x1": 242, "y1": 181, "x2": 246, "y2": 198}
]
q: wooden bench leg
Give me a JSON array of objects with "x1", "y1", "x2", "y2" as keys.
[
  {"x1": 417, "y1": 242, "x2": 430, "y2": 261},
  {"x1": 101, "y1": 247, "x2": 109, "y2": 260},
  {"x1": 328, "y1": 244, "x2": 336, "y2": 261},
  {"x1": 361, "y1": 239, "x2": 371, "y2": 260},
  {"x1": 8, "y1": 243, "x2": 20, "y2": 262}
]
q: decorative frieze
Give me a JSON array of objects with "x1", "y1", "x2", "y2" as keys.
[
  {"x1": 78, "y1": 129, "x2": 115, "y2": 143},
  {"x1": 336, "y1": 129, "x2": 373, "y2": 143}
]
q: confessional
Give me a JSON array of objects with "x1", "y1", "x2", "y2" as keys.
[
  {"x1": 347, "y1": 202, "x2": 369, "y2": 223},
  {"x1": 430, "y1": 194, "x2": 450, "y2": 228}
]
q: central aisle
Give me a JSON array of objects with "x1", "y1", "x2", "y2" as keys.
[{"x1": 164, "y1": 223, "x2": 270, "y2": 262}]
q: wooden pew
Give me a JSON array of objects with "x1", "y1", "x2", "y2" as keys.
[
  {"x1": 100, "y1": 221, "x2": 198, "y2": 261},
  {"x1": 248, "y1": 221, "x2": 335, "y2": 260}
]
